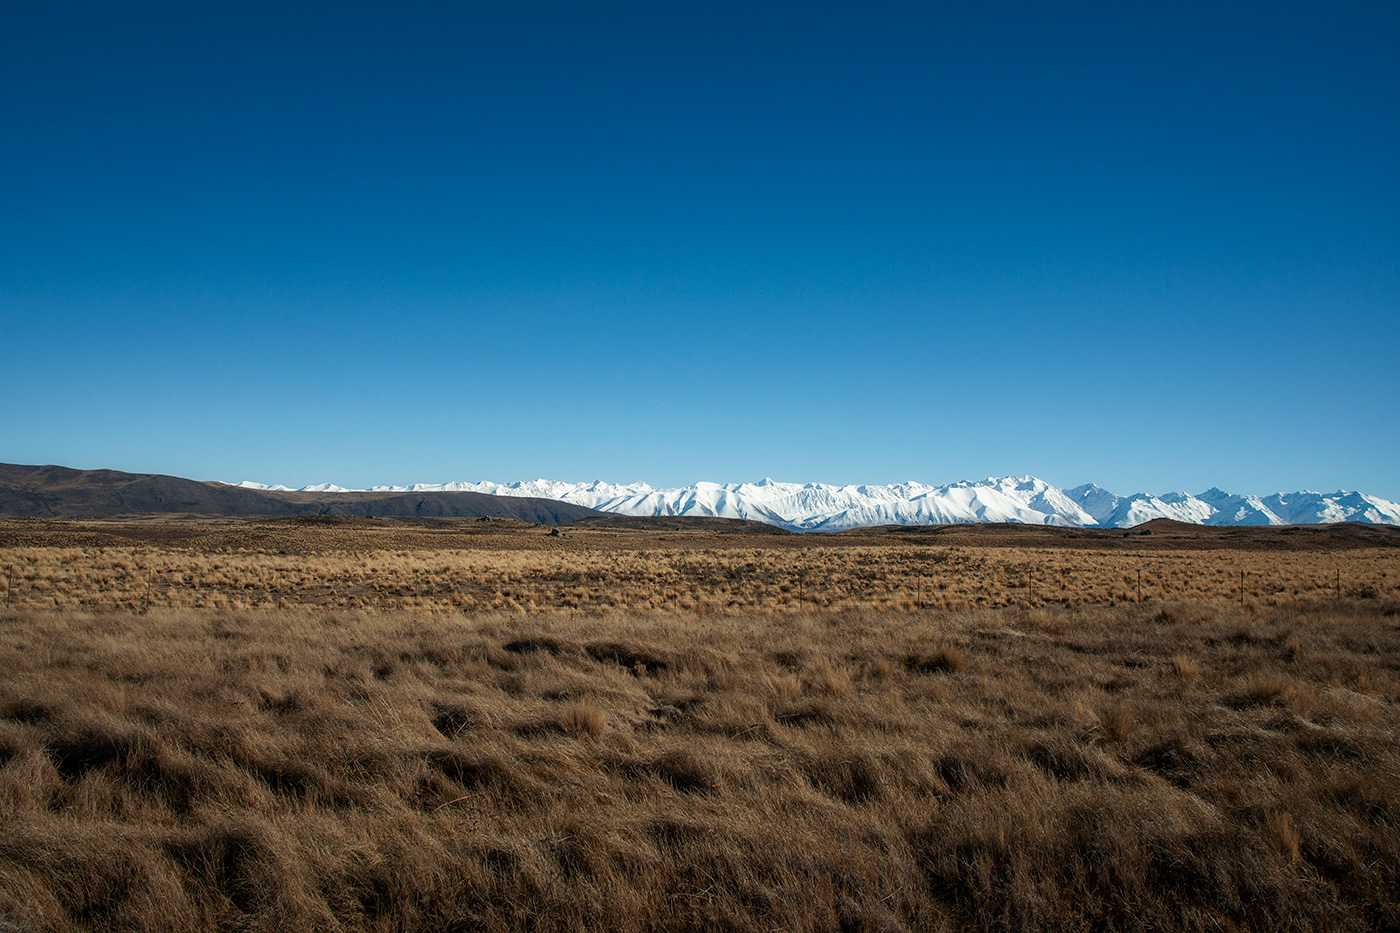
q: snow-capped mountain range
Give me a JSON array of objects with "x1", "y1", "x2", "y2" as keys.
[{"x1": 225, "y1": 476, "x2": 1400, "y2": 533}]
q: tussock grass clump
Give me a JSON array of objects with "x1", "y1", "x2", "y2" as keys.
[
  {"x1": 1171, "y1": 651, "x2": 1202, "y2": 680},
  {"x1": 559, "y1": 699, "x2": 606, "y2": 738},
  {"x1": 0, "y1": 594, "x2": 1398, "y2": 931},
  {"x1": 904, "y1": 644, "x2": 966, "y2": 674}
]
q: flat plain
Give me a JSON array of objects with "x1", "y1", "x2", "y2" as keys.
[
  {"x1": 2, "y1": 516, "x2": 1396, "y2": 613},
  {"x1": 1, "y1": 516, "x2": 1398, "y2": 931}
]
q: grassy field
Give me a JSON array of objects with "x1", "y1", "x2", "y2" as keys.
[
  {"x1": 1, "y1": 517, "x2": 1395, "y2": 613},
  {"x1": 1, "y1": 518, "x2": 1398, "y2": 931}
]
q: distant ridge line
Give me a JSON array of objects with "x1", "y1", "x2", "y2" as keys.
[
  {"x1": 224, "y1": 474, "x2": 1400, "y2": 532},
  {"x1": 0, "y1": 464, "x2": 599, "y2": 523},
  {"x1": 4, "y1": 464, "x2": 1396, "y2": 531}
]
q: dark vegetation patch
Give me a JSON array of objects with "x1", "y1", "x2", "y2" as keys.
[
  {"x1": 1024, "y1": 737, "x2": 1120, "y2": 783},
  {"x1": 1132, "y1": 735, "x2": 1209, "y2": 785},
  {"x1": 774, "y1": 699, "x2": 839, "y2": 727},
  {"x1": 511, "y1": 718, "x2": 568, "y2": 738},
  {"x1": 935, "y1": 751, "x2": 1014, "y2": 792},
  {"x1": 502, "y1": 636, "x2": 568, "y2": 656},
  {"x1": 801, "y1": 751, "x2": 887, "y2": 803},
  {"x1": 163, "y1": 824, "x2": 277, "y2": 915},
  {"x1": 47, "y1": 729, "x2": 137, "y2": 780},
  {"x1": 904, "y1": 646, "x2": 966, "y2": 674},
  {"x1": 429, "y1": 702, "x2": 479, "y2": 739},
  {"x1": 643, "y1": 749, "x2": 721, "y2": 794},
  {"x1": 424, "y1": 749, "x2": 505, "y2": 789},
  {"x1": 2, "y1": 698, "x2": 55, "y2": 724},
  {"x1": 585, "y1": 642, "x2": 668, "y2": 675}
]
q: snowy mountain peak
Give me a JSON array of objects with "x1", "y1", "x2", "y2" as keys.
[{"x1": 219, "y1": 476, "x2": 1400, "y2": 532}]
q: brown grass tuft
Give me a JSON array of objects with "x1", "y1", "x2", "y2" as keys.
[
  {"x1": 1233, "y1": 672, "x2": 1293, "y2": 708},
  {"x1": 1170, "y1": 652, "x2": 1201, "y2": 680},
  {"x1": 1096, "y1": 705, "x2": 1138, "y2": 743},
  {"x1": 1264, "y1": 809, "x2": 1302, "y2": 866},
  {"x1": 560, "y1": 699, "x2": 606, "y2": 739}
]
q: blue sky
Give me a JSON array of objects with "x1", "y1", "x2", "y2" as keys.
[{"x1": 3, "y1": 2, "x2": 1397, "y2": 499}]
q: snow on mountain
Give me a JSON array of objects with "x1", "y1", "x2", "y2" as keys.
[
  {"x1": 236, "y1": 480, "x2": 355, "y2": 493},
  {"x1": 1194, "y1": 488, "x2": 1285, "y2": 526},
  {"x1": 789, "y1": 477, "x2": 1097, "y2": 532},
  {"x1": 219, "y1": 476, "x2": 1400, "y2": 531},
  {"x1": 1064, "y1": 485, "x2": 1216, "y2": 527},
  {"x1": 231, "y1": 480, "x2": 294, "y2": 491},
  {"x1": 1261, "y1": 490, "x2": 1400, "y2": 526}
]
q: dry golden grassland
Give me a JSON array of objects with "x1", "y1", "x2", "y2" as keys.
[
  {"x1": 1, "y1": 520, "x2": 1395, "y2": 613},
  {"x1": 0, "y1": 520, "x2": 1398, "y2": 931}
]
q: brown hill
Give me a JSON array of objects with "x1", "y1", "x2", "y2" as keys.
[
  {"x1": 843, "y1": 517, "x2": 1400, "y2": 550},
  {"x1": 567, "y1": 514, "x2": 793, "y2": 535},
  {"x1": 0, "y1": 463, "x2": 601, "y2": 524}
]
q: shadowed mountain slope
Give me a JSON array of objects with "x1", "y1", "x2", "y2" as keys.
[{"x1": 0, "y1": 464, "x2": 600, "y2": 523}]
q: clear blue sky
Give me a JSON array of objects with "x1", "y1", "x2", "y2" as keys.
[{"x1": 3, "y1": 2, "x2": 1397, "y2": 499}]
